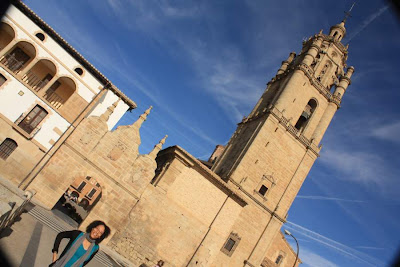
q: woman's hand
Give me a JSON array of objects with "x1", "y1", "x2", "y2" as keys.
[{"x1": 52, "y1": 252, "x2": 57, "y2": 262}]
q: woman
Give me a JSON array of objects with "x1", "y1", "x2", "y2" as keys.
[{"x1": 50, "y1": 220, "x2": 111, "y2": 267}]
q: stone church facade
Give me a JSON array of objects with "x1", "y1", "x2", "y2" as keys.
[{"x1": 0, "y1": 1, "x2": 354, "y2": 267}]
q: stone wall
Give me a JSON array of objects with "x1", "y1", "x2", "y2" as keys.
[
  {"x1": 109, "y1": 147, "x2": 245, "y2": 266},
  {"x1": 26, "y1": 109, "x2": 160, "y2": 242}
]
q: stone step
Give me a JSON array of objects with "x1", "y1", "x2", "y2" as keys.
[
  {"x1": 28, "y1": 206, "x2": 73, "y2": 233},
  {"x1": 27, "y1": 205, "x2": 116, "y2": 266}
]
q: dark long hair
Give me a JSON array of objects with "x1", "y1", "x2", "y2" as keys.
[{"x1": 86, "y1": 220, "x2": 111, "y2": 244}]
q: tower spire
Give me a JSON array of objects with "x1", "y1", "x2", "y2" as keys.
[{"x1": 343, "y1": 2, "x2": 356, "y2": 23}]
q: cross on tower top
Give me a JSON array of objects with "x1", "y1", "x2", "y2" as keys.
[{"x1": 343, "y1": 2, "x2": 356, "y2": 23}]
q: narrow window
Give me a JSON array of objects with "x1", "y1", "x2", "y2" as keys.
[
  {"x1": 221, "y1": 232, "x2": 241, "y2": 256},
  {"x1": 86, "y1": 188, "x2": 97, "y2": 199},
  {"x1": 0, "y1": 138, "x2": 17, "y2": 160},
  {"x1": 77, "y1": 181, "x2": 87, "y2": 192},
  {"x1": 275, "y1": 255, "x2": 283, "y2": 265},
  {"x1": 0, "y1": 73, "x2": 6, "y2": 86},
  {"x1": 258, "y1": 185, "x2": 268, "y2": 196},
  {"x1": 74, "y1": 67, "x2": 83, "y2": 76},
  {"x1": 35, "y1": 33, "x2": 45, "y2": 41},
  {"x1": 18, "y1": 105, "x2": 48, "y2": 134}
]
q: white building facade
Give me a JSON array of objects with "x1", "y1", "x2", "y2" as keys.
[{"x1": 0, "y1": 1, "x2": 136, "y2": 187}]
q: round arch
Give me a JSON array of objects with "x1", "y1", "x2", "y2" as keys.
[{"x1": 0, "y1": 22, "x2": 15, "y2": 50}]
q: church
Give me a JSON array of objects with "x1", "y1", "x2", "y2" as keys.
[{"x1": 0, "y1": 1, "x2": 354, "y2": 266}]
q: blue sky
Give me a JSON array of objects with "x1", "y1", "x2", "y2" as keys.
[{"x1": 23, "y1": 0, "x2": 400, "y2": 266}]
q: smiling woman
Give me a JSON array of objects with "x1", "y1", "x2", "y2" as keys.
[{"x1": 50, "y1": 221, "x2": 110, "y2": 267}]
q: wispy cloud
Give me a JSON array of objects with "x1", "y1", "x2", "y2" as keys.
[
  {"x1": 370, "y1": 121, "x2": 400, "y2": 144},
  {"x1": 102, "y1": 0, "x2": 293, "y2": 123},
  {"x1": 319, "y1": 148, "x2": 386, "y2": 185},
  {"x1": 296, "y1": 195, "x2": 366, "y2": 203},
  {"x1": 347, "y1": 5, "x2": 389, "y2": 42},
  {"x1": 300, "y1": 247, "x2": 339, "y2": 267},
  {"x1": 285, "y1": 222, "x2": 384, "y2": 266}
]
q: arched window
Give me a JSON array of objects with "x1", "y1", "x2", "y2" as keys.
[
  {"x1": 18, "y1": 105, "x2": 48, "y2": 134},
  {"x1": 44, "y1": 76, "x2": 76, "y2": 109},
  {"x1": 0, "y1": 138, "x2": 17, "y2": 160},
  {"x1": 295, "y1": 99, "x2": 317, "y2": 132},
  {"x1": 0, "y1": 22, "x2": 15, "y2": 51},
  {"x1": 1, "y1": 41, "x2": 36, "y2": 73},
  {"x1": 35, "y1": 32, "x2": 45, "y2": 41},
  {"x1": 74, "y1": 67, "x2": 83, "y2": 76},
  {"x1": 333, "y1": 32, "x2": 337, "y2": 37}
]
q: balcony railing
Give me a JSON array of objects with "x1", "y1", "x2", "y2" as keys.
[
  {"x1": 44, "y1": 89, "x2": 65, "y2": 109},
  {"x1": 21, "y1": 70, "x2": 49, "y2": 92},
  {"x1": 0, "y1": 54, "x2": 25, "y2": 73}
]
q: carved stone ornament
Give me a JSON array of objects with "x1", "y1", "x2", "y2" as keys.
[{"x1": 107, "y1": 142, "x2": 127, "y2": 161}]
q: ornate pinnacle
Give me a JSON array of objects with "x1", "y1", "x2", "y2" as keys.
[
  {"x1": 149, "y1": 135, "x2": 168, "y2": 158},
  {"x1": 140, "y1": 106, "x2": 152, "y2": 121},
  {"x1": 133, "y1": 106, "x2": 153, "y2": 128},
  {"x1": 100, "y1": 98, "x2": 120, "y2": 122}
]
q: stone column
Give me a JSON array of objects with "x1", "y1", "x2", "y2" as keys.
[
  {"x1": 312, "y1": 67, "x2": 354, "y2": 145},
  {"x1": 333, "y1": 66, "x2": 354, "y2": 98},
  {"x1": 276, "y1": 52, "x2": 296, "y2": 75},
  {"x1": 18, "y1": 57, "x2": 40, "y2": 77},
  {"x1": 37, "y1": 74, "x2": 59, "y2": 96},
  {"x1": 302, "y1": 37, "x2": 322, "y2": 66},
  {"x1": 273, "y1": 69, "x2": 304, "y2": 112}
]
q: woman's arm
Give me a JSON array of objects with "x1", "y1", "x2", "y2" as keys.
[{"x1": 52, "y1": 230, "x2": 79, "y2": 253}]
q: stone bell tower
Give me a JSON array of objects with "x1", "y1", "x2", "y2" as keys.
[{"x1": 212, "y1": 20, "x2": 354, "y2": 221}]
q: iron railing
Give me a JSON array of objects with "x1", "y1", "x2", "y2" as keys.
[
  {"x1": 44, "y1": 89, "x2": 65, "y2": 109},
  {"x1": 21, "y1": 70, "x2": 49, "y2": 92},
  {"x1": 0, "y1": 190, "x2": 36, "y2": 234},
  {"x1": 0, "y1": 54, "x2": 26, "y2": 74}
]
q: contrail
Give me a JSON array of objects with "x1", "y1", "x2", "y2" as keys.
[
  {"x1": 347, "y1": 5, "x2": 389, "y2": 42},
  {"x1": 296, "y1": 195, "x2": 366, "y2": 203},
  {"x1": 285, "y1": 221, "x2": 384, "y2": 266}
]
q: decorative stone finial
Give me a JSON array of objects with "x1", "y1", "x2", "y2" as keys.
[
  {"x1": 149, "y1": 135, "x2": 168, "y2": 159},
  {"x1": 100, "y1": 98, "x2": 120, "y2": 122}
]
